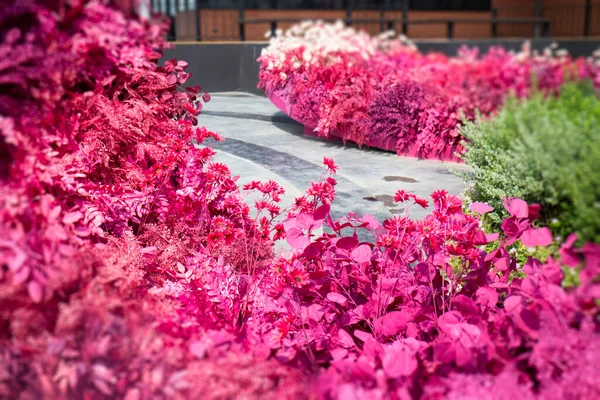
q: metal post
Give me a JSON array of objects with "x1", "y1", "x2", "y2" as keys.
[
  {"x1": 584, "y1": 0, "x2": 591, "y2": 36},
  {"x1": 491, "y1": 7, "x2": 497, "y2": 38},
  {"x1": 195, "y1": 0, "x2": 201, "y2": 41},
  {"x1": 402, "y1": 0, "x2": 408, "y2": 35},
  {"x1": 447, "y1": 20, "x2": 454, "y2": 39},
  {"x1": 380, "y1": 9, "x2": 385, "y2": 33},
  {"x1": 238, "y1": 0, "x2": 245, "y2": 41},
  {"x1": 534, "y1": 0, "x2": 543, "y2": 38}
]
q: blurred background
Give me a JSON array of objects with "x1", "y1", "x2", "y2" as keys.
[{"x1": 150, "y1": 0, "x2": 600, "y2": 42}]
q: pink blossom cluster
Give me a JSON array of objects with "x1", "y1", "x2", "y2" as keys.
[
  {"x1": 258, "y1": 22, "x2": 600, "y2": 160},
  {"x1": 1, "y1": 4, "x2": 599, "y2": 399}
]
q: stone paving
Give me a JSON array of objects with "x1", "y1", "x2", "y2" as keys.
[{"x1": 201, "y1": 92, "x2": 470, "y2": 224}]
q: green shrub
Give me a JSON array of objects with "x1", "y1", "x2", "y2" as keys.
[{"x1": 459, "y1": 83, "x2": 600, "y2": 243}]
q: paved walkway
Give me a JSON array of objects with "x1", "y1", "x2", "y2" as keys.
[{"x1": 201, "y1": 92, "x2": 470, "y2": 225}]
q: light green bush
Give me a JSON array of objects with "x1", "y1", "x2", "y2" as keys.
[{"x1": 459, "y1": 83, "x2": 600, "y2": 243}]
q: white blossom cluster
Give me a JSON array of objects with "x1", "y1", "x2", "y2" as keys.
[{"x1": 259, "y1": 20, "x2": 416, "y2": 74}]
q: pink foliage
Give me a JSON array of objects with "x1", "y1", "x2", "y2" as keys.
[
  {"x1": 258, "y1": 23, "x2": 600, "y2": 160},
  {"x1": 2, "y1": 4, "x2": 599, "y2": 399}
]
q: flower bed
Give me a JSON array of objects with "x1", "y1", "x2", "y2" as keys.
[
  {"x1": 1, "y1": 4, "x2": 599, "y2": 399},
  {"x1": 258, "y1": 21, "x2": 600, "y2": 161}
]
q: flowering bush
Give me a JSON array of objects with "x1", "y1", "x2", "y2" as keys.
[
  {"x1": 258, "y1": 21, "x2": 600, "y2": 161},
  {"x1": 2, "y1": 3, "x2": 599, "y2": 399}
]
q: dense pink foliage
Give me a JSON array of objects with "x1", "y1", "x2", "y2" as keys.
[
  {"x1": 1, "y1": 4, "x2": 599, "y2": 399},
  {"x1": 258, "y1": 22, "x2": 600, "y2": 160}
]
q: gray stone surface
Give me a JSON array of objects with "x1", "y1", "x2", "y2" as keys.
[{"x1": 200, "y1": 92, "x2": 470, "y2": 225}]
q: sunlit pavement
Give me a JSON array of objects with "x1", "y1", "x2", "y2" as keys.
[{"x1": 200, "y1": 92, "x2": 470, "y2": 226}]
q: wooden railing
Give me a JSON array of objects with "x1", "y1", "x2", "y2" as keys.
[{"x1": 238, "y1": 16, "x2": 552, "y2": 41}]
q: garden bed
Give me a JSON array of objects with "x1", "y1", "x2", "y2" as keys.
[
  {"x1": 1, "y1": 4, "x2": 599, "y2": 399},
  {"x1": 259, "y1": 21, "x2": 599, "y2": 161}
]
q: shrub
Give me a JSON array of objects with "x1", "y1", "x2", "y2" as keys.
[
  {"x1": 460, "y1": 82, "x2": 600, "y2": 243},
  {"x1": 258, "y1": 22, "x2": 600, "y2": 160}
]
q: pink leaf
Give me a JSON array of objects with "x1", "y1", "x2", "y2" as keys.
[
  {"x1": 140, "y1": 246, "x2": 158, "y2": 255},
  {"x1": 27, "y1": 280, "x2": 43, "y2": 303},
  {"x1": 336, "y1": 236, "x2": 359, "y2": 251},
  {"x1": 313, "y1": 204, "x2": 330, "y2": 222},
  {"x1": 503, "y1": 198, "x2": 529, "y2": 219},
  {"x1": 560, "y1": 233, "x2": 580, "y2": 267},
  {"x1": 327, "y1": 292, "x2": 347, "y2": 305},
  {"x1": 503, "y1": 295, "x2": 522, "y2": 313},
  {"x1": 469, "y1": 202, "x2": 494, "y2": 214},
  {"x1": 189, "y1": 341, "x2": 206, "y2": 359},
  {"x1": 62, "y1": 211, "x2": 83, "y2": 224},
  {"x1": 380, "y1": 311, "x2": 408, "y2": 336},
  {"x1": 337, "y1": 329, "x2": 355, "y2": 348},
  {"x1": 350, "y1": 244, "x2": 372, "y2": 264},
  {"x1": 382, "y1": 342, "x2": 417, "y2": 378},
  {"x1": 520, "y1": 227, "x2": 553, "y2": 247},
  {"x1": 362, "y1": 214, "x2": 380, "y2": 230},
  {"x1": 296, "y1": 212, "x2": 315, "y2": 230},
  {"x1": 353, "y1": 329, "x2": 373, "y2": 342},
  {"x1": 286, "y1": 227, "x2": 310, "y2": 250}
]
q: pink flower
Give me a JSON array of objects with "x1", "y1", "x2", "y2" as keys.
[{"x1": 323, "y1": 157, "x2": 338, "y2": 174}]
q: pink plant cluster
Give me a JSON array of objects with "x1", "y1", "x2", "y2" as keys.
[
  {"x1": 1, "y1": 3, "x2": 599, "y2": 399},
  {"x1": 258, "y1": 21, "x2": 600, "y2": 160}
]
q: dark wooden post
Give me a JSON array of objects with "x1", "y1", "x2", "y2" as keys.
[
  {"x1": 584, "y1": 0, "x2": 591, "y2": 36},
  {"x1": 447, "y1": 20, "x2": 454, "y2": 39},
  {"x1": 238, "y1": 0, "x2": 245, "y2": 41},
  {"x1": 166, "y1": 0, "x2": 176, "y2": 41},
  {"x1": 195, "y1": 0, "x2": 201, "y2": 41},
  {"x1": 270, "y1": 21, "x2": 278, "y2": 38},
  {"x1": 402, "y1": 0, "x2": 408, "y2": 35},
  {"x1": 534, "y1": 0, "x2": 543, "y2": 38},
  {"x1": 491, "y1": 7, "x2": 497, "y2": 38},
  {"x1": 345, "y1": 0, "x2": 352, "y2": 26},
  {"x1": 542, "y1": 20, "x2": 550, "y2": 37}
]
